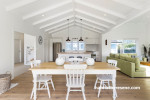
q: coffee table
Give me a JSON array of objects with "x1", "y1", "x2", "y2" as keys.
[{"x1": 140, "y1": 62, "x2": 150, "y2": 66}]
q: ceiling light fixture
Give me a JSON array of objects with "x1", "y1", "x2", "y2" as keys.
[
  {"x1": 66, "y1": 19, "x2": 70, "y2": 41},
  {"x1": 79, "y1": 19, "x2": 83, "y2": 41}
]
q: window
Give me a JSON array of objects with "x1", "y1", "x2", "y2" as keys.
[
  {"x1": 66, "y1": 41, "x2": 85, "y2": 51},
  {"x1": 111, "y1": 40, "x2": 136, "y2": 54}
]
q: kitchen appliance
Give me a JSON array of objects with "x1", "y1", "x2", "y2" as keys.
[{"x1": 53, "y1": 42, "x2": 62, "y2": 61}]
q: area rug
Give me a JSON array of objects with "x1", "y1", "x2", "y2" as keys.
[{"x1": 0, "y1": 83, "x2": 19, "y2": 95}]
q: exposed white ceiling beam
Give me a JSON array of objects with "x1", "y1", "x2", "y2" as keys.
[
  {"x1": 45, "y1": 20, "x2": 74, "y2": 32},
  {"x1": 75, "y1": 20, "x2": 105, "y2": 32},
  {"x1": 75, "y1": 0, "x2": 126, "y2": 19},
  {"x1": 75, "y1": 9, "x2": 116, "y2": 25},
  {"x1": 33, "y1": 9, "x2": 73, "y2": 25},
  {"x1": 113, "y1": 0, "x2": 142, "y2": 10},
  {"x1": 40, "y1": 16, "x2": 74, "y2": 29},
  {"x1": 23, "y1": 0, "x2": 72, "y2": 20},
  {"x1": 75, "y1": 23, "x2": 101, "y2": 33},
  {"x1": 106, "y1": 6, "x2": 150, "y2": 34},
  {"x1": 6, "y1": 0, "x2": 38, "y2": 11},
  {"x1": 76, "y1": 15, "x2": 110, "y2": 28},
  {"x1": 48, "y1": 24, "x2": 74, "y2": 34}
]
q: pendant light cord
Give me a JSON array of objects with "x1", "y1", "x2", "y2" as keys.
[{"x1": 67, "y1": 19, "x2": 69, "y2": 37}]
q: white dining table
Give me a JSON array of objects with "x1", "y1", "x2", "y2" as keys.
[{"x1": 29, "y1": 62, "x2": 120, "y2": 100}]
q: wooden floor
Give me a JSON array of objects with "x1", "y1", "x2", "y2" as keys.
[{"x1": 0, "y1": 71, "x2": 150, "y2": 100}]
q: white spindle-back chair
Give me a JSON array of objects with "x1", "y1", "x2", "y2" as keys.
[
  {"x1": 30, "y1": 60, "x2": 55, "y2": 99},
  {"x1": 64, "y1": 64, "x2": 87, "y2": 100},
  {"x1": 94, "y1": 59, "x2": 118, "y2": 98}
]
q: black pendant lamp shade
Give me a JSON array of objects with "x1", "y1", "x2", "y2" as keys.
[
  {"x1": 79, "y1": 37, "x2": 83, "y2": 41},
  {"x1": 66, "y1": 19, "x2": 70, "y2": 41},
  {"x1": 66, "y1": 37, "x2": 70, "y2": 41},
  {"x1": 79, "y1": 19, "x2": 83, "y2": 41}
]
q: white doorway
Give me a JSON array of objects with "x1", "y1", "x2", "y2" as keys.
[{"x1": 14, "y1": 39, "x2": 21, "y2": 63}]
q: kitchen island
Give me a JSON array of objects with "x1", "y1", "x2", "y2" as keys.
[{"x1": 58, "y1": 52, "x2": 91, "y2": 62}]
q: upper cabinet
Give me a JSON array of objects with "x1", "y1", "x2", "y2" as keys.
[{"x1": 85, "y1": 38, "x2": 99, "y2": 44}]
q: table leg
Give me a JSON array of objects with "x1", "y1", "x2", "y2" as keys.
[
  {"x1": 33, "y1": 73, "x2": 37, "y2": 100},
  {"x1": 112, "y1": 71, "x2": 116, "y2": 100}
]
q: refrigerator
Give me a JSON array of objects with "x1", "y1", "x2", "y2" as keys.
[{"x1": 53, "y1": 42, "x2": 62, "y2": 61}]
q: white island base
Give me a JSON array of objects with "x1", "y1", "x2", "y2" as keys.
[{"x1": 58, "y1": 52, "x2": 91, "y2": 62}]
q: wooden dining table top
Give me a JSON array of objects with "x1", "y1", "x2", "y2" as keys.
[{"x1": 29, "y1": 62, "x2": 120, "y2": 71}]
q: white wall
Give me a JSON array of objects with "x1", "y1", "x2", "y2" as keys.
[
  {"x1": 102, "y1": 22, "x2": 148, "y2": 62},
  {"x1": 0, "y1": 4, "x2": 44, "y2": 79},
  {"x1": 52, "y1": 26, "x2": 101, "y2": 49}
]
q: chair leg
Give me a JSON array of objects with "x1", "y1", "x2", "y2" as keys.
[
  {"x1": 94, "y1": 77, "x2": 98, "y2": 89},
  {"x1": 51, "y1": 79, "x2": 55, "y2": 91},
  {"x1": 98, "y1": 81, "x2": 103, "y2": 98},
  {"x1": 38, "y1": 82, "x2": 41, "y2": 88},
  {"x1": 30, "y1": 87, "x2": 34, "y2": 99},
  {"x1": 82, "y1": 87, "x2": 86, "y2": 100},
  {"x1": 66, "y1": 87, "x2": 70, "y2": 100},
  {"x1": 45, "y1": 82, "x2": 51, "y2": 98},
  {"x1": 108, "y1": 80, "x2": 110, "y2": 87}
]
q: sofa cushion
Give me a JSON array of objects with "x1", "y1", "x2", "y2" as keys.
[
  {"x1": 110, "y1": 53, "x2": 115, "y2": 58},
  {"x1": 115, "y1": 54, "x2": 120, "y2": 59},
  {"x1": 120, "y1": 54, "x2": 128, "y2": 60},
  {"x1": 136, "y1": 67, "x2": 146, "y2": 72},
  {"x1": 126, "y1": 57, "x2": 134, "y2": 62}
]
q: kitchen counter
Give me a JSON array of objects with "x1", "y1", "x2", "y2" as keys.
[
  {"x1": 57, "y1": 52, "x2": 91, "y2": 62},
  {"x1": 57, "y1": 52, "x2": 91, "y2": 54}
]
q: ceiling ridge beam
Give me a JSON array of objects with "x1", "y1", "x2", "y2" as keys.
[
  {"x1": 75, "y1": 9, "x2": 116, "y2": 25},
  {"x1": 40, "y1": 16, "x2": 74, "y2": 29},
  {"x1": 23, "y1": 0, "x2": 72, "y2": 20},
  {"x1": 6, "y1": 0, "x2": 38, "y2": 11},
  {"x1": 113, "y1": 0, "x2": 142, "y2": 10},
  {"x1": 76, "y1": 15, "x2": 110, "y2": 28},
  {"x1": 75, "y1": 0, "x2": 126, "y2": 19},
  {"x1": 45, "y1": 20, "x2": 74, "y2": 32},
  {"x1": 48, "y1": 24, "x2": 74, "y2": 34},
  {"x1": 33, "y1": 9, "x2": 73, "y2": 25}
]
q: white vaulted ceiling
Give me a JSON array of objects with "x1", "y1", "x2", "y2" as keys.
[{"x1": 2, "y1": 0, "x2": 150, "y2": 34}]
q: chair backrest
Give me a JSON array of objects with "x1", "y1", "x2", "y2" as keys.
[
  {"x1": 77, "y1": 56, "x2": 82, "y2": 59},
  {"x1": 107, "y1": 59, "x2": 117, "y2": 67},
  {"x1": 30, "y1": 60, "x2": 41, "y2": 68},
  {"x1": 64, "y1": 64, "x2": 87, "y2": 86},
  {"x1": 69, "y1": 56, "x2": 74, "y2": 58}
]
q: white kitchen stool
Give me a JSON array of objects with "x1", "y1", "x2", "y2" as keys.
[
  {"x1": 64, "y1": 64, "x2": 87, "y2": 100},
  {"x1": 94, "y1": 59, "x2": 118, "y2": 98}
]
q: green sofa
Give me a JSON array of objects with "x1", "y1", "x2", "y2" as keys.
[{"x1": 107, "y1": 53, "x2": 147, "y2": 78}]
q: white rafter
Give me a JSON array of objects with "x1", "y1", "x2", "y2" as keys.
[
  {"x1": 75, "y1": 20, "x2": 105, "y2": 32},
  {"x1": 45, "y1": 20, "x2": 74, "y2": 32},
  {"x1": 113, "y1": 0, "x2": 142, "y2": 10},
  {"x1": 75, "y1": 0, "x2": 126, "y2": 19},
  {"x1": 75, "y1": 23, "x2": 101, "y2": 33},
  {"x1": 106, "y1": 6, "x2": 150, "y2": 34},
  {"x1": 76, "y1": 15, "x2": 110, "y2": 28},
  {"x1": 23, "y1": 0, "x2": 72, "y2": 20},
  {"x1": 48, "y1": 24, "x2": 74, "y2": 34},
  {"x1": 40, "y1": 16, "x2": 74, "y2": 29},
  {"x1": 75, "y1": 9, "x2": 116, "y2": 25},
  {"x1": 33, "y1": 9, "x2": 73, "y2": 25},
  {"x1": 6, "y1": 0, "x2": 39, "y2": 11}
]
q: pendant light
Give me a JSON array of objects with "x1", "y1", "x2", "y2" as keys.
[
  {"x1": 79, "y1": 19, "x2": 83, "y2": 41},
  {"x1": 66, "y1": 19, "x2": 70, "y2": 41}
]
